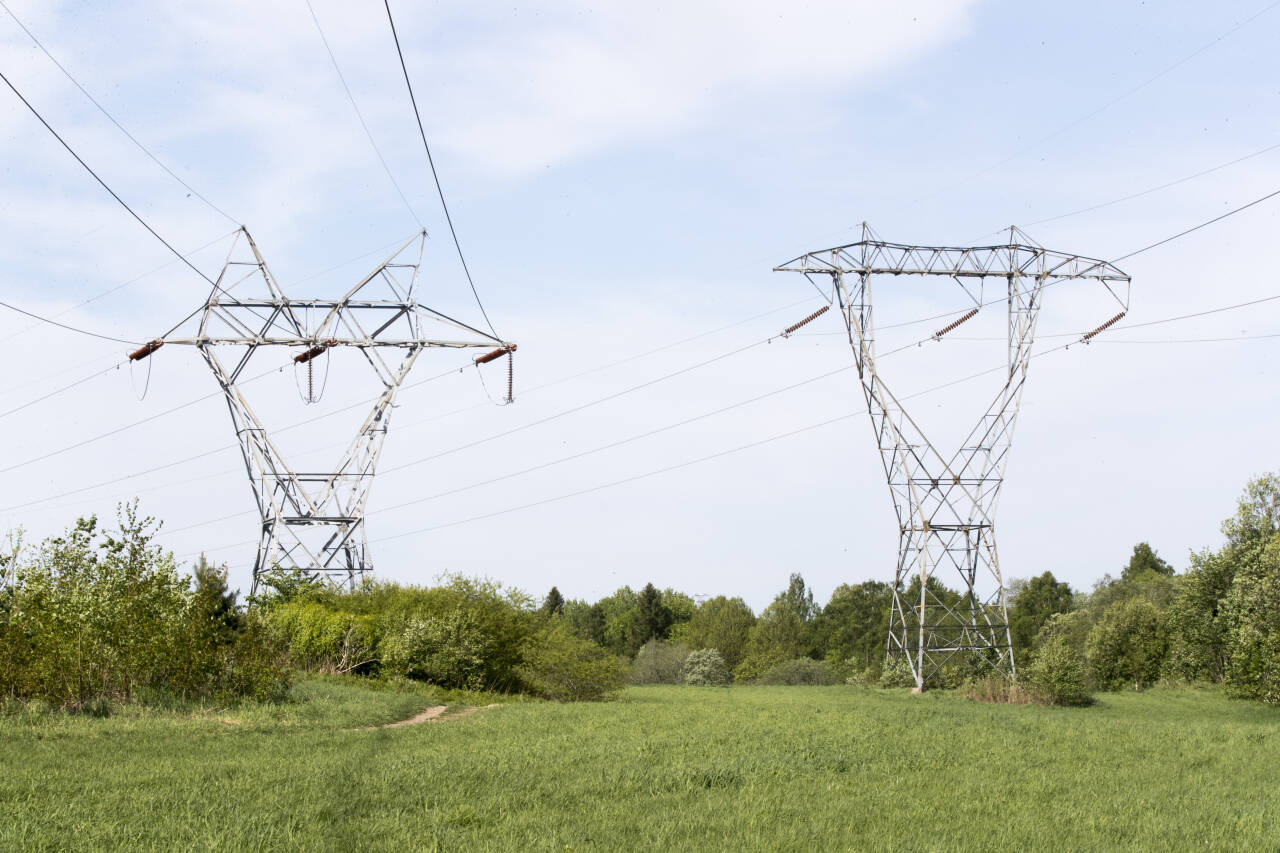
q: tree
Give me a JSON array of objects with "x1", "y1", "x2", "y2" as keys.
[
  {"x1": 680, "y1": 596, "x2": 755, "y2": 670},
  {"x1": 1122, "y1": 542, "x2": 1174, "y2": 581},
  {"x1": 735, "y1": 575, "x2": 818, "y2": 681},
  {"x1": 812, "y1": 581, "x2": 892, "y2": 672},
  {"x1": 1165, "y1": 547, "x2": 1236, "y2": 682},
  {"x1": 1008, "y1": 572, "x2": 1073, "y2": 653},
  {"x1": 541, "y1": 586, "x2": 565, "y2": 617},
  {"x1": 1221, "y1": 472, "x2": 1280, "y2": 549},
  {"x1": 1085, "y1": 598, "x2": 1168, "y2": 690},
  {"x1": 781, "y1": 573, "x2": 818, "y2": 622},
  {"x1": 1221, "y1": 532, "x2": 1280, "y2": 704},
  {"x1": 631, "y1": 582, "x2": 674, "y2": 649}
]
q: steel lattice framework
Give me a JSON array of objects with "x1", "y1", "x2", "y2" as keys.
[
  {"x1": 158, "y1": 228, "x2": 510, "y2": 593},
  {"x1": 775, "y1": 225, "x2": 1129, "y2": 689}
]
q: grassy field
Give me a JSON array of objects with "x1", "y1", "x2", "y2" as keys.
[{"x1": 1, "y1": 679, "x2": 1277, "y2": 851}]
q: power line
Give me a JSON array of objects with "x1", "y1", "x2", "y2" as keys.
[
  {"x1": 0, "y1": 358, "x2": 127, "y2": 421},
  {"x1": 1114, "y1": 186, "x2": 1280, "y2": 262},
  {"x1": 157, "y1": 358, "x2": 859, "y2": 539},
  {"x1": 912, "y1": 0, "x2": 1280, "y2": 207},
  {"x1": 378, "y1": 337, "x2": 775, "y2": 478},
  {"x1": 0, "y1": 0, "x2": 238, "y2": 225},
  {"x1": 5, "y1": 297, "x2": 820, "y2": 515},
  {"x1": 0, "y1": 68, "x2": 218, "y2": 288},
  {"x1": 1019, "y1": 139, "x2": 1280, "y2": 229},
  {"x1": 304, "y1": 0, "x2": 422, "y2": 227},
  {"x1": 382, "y1": 0, "x2": 500, "y2": 340},
  {"x1": 0, "y1": 301, "x2": 137, "y2": 345},
  {"x1": 0, "y1": 230, "x2": 237, "y2": 348},
  {"x1": 0, "y1": 364, "x2": 282, "y2": 476},
  {"x1": 370, "y1": 412, "x2": 859, "y2": 544}
]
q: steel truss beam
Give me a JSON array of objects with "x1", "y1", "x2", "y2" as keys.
[
  {"x1": 166, "y1": 228, "x2": 509, "y2": 594},
  {"x1": 776, "y1": 225, "x2": 1129, "y2": 689}
]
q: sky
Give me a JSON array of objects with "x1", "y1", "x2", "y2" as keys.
[{"x1": 1, "y1": 0, "x2": 1278, "y2": 611}]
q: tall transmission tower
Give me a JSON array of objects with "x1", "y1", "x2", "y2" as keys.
[
  {"x1": 132, "y1": 228, "x2": 513, "y2": 594},
  {"x1": 775, "y1": 225, "x2": 1129, "y2": 689}
]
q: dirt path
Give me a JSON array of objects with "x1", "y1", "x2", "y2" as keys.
[
  {"x1": 366, "y1": 703, "x2": 500, "y2": 731},
  {"x1": 378, "y1": 705, "x2": 448, "y2": 728}
]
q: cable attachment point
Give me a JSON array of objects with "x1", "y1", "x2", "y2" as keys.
[
  {"x1": 781, "y1": 304, "x2": 830, "y2": 337},
  {"x1": 475, "y1": 343, "x2": 517, "y2": 365},
  {"x1": 933, "y1": 308, "x2": 979, "y2": 340},
  {"x1": 1080, "y1": 311, "x2": 1126, "y2": 344},
  {"x1": 128, "y1": 339, "x2": 164, "y2": 361}
]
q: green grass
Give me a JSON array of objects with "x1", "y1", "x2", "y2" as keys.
[{"x1": 1, "y1": 680, "x2": 1277, "y2": 851}]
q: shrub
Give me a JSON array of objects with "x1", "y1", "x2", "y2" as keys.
[
  {"x1": 732, "y1": 650, "x2": 787, "y2": 684},
  {"x1": 1024, "y1": 635, "x2": 1094, "y2": 706},
  {"x1": 681, "y1": 648, "x2": 731, "y2": 686},
  {"x1": 518, "y1": 623, "x2": 627, "y2": 701},
  {"x1": 757, "y1": 657, "x2": 841, "y2": 686},
  {"x1": 263, "y1": 576, "x2": 538, "y2": 691},
  {"x1": 0, "y1": 507, "x2": 289, "y2": 708},
  {"x1": 960, "y1": 674, "x2": 1034, "y2": 704},
  {"x1": 379, "y1": 610, "x2": 493, "y2": 690},
  {"x1": 1086, "y1": 598, "x2": 1168, "y2": 690},
  {"x1": 630, "y1": 639, "x2": 690, "y2": 684},
  {"x1": 879, "y1": 655, "x2": 916, "y2": 688}
]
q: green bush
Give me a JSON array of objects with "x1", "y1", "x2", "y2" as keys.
[
  {"x1": 517, "y1": 623, "x2": 627, "y2": 701},
  {"x1": 757, "y1": 657, "x2": 840, "y2": 686},
  {"x1": 379, "y1": 611, "x2": 493, "y2": 689},
  {"x1": 630, "y1": 639, "x2": 690, "y2": 684},
  {"x1": 262, "y1": 576, "x2": 537, "y2": 691},
  {"x1": 878, "y1": 655, "x2": 916, "y2": 688},
  {"x1": 1086, "y1": 598, "x2": 1168, "y2": 691},
  {"x1": 681, "y1": 648, "x2": 730, "y2": 686},
  {"x1": 1023, "y1": 635, "x2": 1093, "y2": 706},
  {"x1": 0, "y1": 508, "x2": 289, "y2": 708}
]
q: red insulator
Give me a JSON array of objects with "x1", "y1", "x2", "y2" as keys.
[
  {"x1": 781, "y1": 304, "x2": 830, "y2": 336},
  {"x1": 476, "y1": 343, "x2": 517, "y2": 365},
  {"x1": 1081, "y1": 311, "x2": 1127, "y2": 343},
  {"x1": 128, "y1": 339, "x2": 164, "y2": 361},
  {"x1": 294, "y1": 345, "x2": 327, "y2": 364},
  {"x1": 933, "y1": 308, "x2": 979, "y2": 339}
]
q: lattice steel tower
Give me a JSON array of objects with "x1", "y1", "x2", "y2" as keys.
[
  {"x1": 134, "y1": 228, "x2": 513, "y2": 593},
  {"x1": 775, "y1": 226, "x2": 1129, "y2": 689}
]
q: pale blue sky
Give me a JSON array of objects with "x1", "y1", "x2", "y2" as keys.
[{"x1": 2, "y1": 0, "x2": 1278, "y2": 608}]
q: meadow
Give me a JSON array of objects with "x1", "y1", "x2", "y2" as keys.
[{"x1": 2, "y1": 679, "x2": 1277, "y2": 851}]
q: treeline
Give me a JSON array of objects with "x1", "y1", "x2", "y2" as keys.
[
  {"x1": 546, "y1": 472, "x2": 1280, "y2": 705},
  {"x1": 4, "y1": 473, "x2": 1277, "y2": 711}
]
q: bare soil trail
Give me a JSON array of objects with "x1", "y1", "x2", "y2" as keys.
[{"x1": 365, "y1": 703, "x2": 501, "y2": 731}]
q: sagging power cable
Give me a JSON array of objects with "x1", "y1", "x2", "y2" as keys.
[{"x1": 383, "y1": 0, "x2": 499, "y2": 339}]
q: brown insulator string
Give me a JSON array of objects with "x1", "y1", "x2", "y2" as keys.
[
  {"x1": 933, "y1": 308, "x2": 979, "y2": 339},
  {"x1": 128, "y1": 339, "x2": 164, "y2": 361},
  {"x1": 506, "y1": 350, "x2": 514, "y2": 404},
  {"x1": 475, "y1": 343, "x2": 516, "y2": 365},
  {"x1": 294, "y1": 344, "x2": 327, "y2": 364},
  {"x1": 1081, "y1": 311, "x2": 1127, "y2": 343},
  {"x1": 781, "y1": 304, "x2": 830, "y2": 337}
]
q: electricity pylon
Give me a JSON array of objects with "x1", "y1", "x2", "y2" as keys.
[
  {"x1": 134, "y1": 227, "x2": 513, "y2": 594},
  {"x1": 775, "y1": 225, "x2": 1129, "y2": 689}
]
